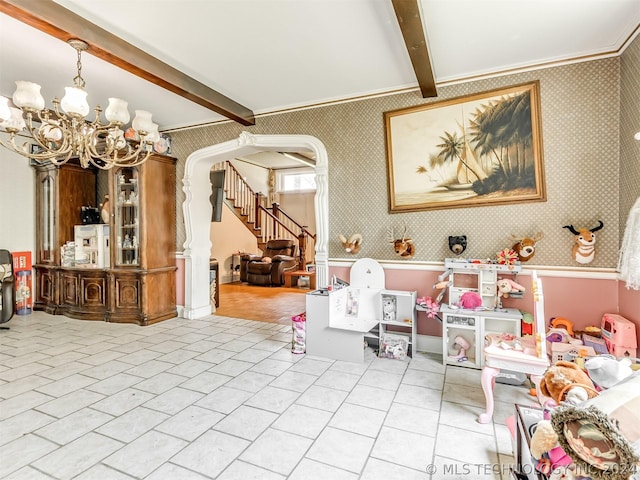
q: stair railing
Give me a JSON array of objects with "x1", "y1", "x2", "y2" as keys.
[{"x1": 216, "y1": 160, "x2": 316, "y2": 263}]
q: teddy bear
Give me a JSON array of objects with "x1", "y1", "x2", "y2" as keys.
[
  {"x1": 538, "y1": 360, "x2": 598, "y2": 406},
  {"x1": 530, "y1": 419, "x2": 575, "y2": 479}
]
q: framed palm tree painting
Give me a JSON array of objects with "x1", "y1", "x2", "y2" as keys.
[{"x1": 384, "y1": 81, "x2": 546, "y2": 212}]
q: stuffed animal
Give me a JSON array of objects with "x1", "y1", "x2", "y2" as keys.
[
  {"x1": 538, "y1": 360, "x2": 598, "y2": 406},
  {"x1": 448, "y1": 235, "x2": 467, "y2": 255},
  {"x1": 584, "y1": 355, "x2": 633, "y2": 389},
  {"x1": 562, "y1": 221, "x2": 604, "y2": 264},
  {"x1": 530, "y1": 420, "x2": 576, "y2": 479},
  {"x1": 459, "y1": 291, "x2": 482, "y2": 309},
  {"x1": 510, "y1": 232, "x2": 544, "y2": 262},
  {"x1": 388, "y1": 226, "x2": 416, "y2": 259},
  {"x1": 338, "y1": 233, "x2": 362, "y2": 254},
  {"x1": 497, "y1": 278, "x2": 526, "y2": 298}
]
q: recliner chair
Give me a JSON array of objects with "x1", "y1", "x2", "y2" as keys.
[
  {"x1": 0, "y1": 250, "x2": 16, "y2": 325},
  {"x1": 240, "y1": 239, "x2": 298, "y2": 286}
]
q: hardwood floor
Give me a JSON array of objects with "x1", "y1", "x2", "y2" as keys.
[{"x1": 215, "y1": 282, "x2": 308, "y2": 325}]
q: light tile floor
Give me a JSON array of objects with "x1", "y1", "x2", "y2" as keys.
[{"x1": 0, "y1": 312, "x2": 536, "y2": 479}]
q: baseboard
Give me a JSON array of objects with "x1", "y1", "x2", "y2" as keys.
[{"x1": 180, "y1": 304, "x2": 212, "y2": 319}]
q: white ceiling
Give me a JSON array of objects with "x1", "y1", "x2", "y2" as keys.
[{"x1": 1, "y1": 0, "x2": 639, "y2": 133}]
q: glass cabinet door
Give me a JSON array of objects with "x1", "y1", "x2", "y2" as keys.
[
  {"x1": 114, "y1": 167, "x2": 139, "y2": 266},
  {"x1": 39, "y1": 174, "x2": 55, "y2": 263}
]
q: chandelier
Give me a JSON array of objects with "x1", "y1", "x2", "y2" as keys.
[{"x1": 0, "y1": 39, "x2": 158, "y2": 170}]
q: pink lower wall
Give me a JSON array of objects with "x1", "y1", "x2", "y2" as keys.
[
  {"x1": 174, "y1": 258, "x2": 640, "y2": 347},
  {"x1": 328, "y1": 265, "x2": 638, "y2": 342},
  {"x1": 619, "y1": 282, "x2": 640, "y2": 347}
]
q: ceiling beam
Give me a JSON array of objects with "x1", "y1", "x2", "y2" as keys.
[
  {"x1": 391, "y1": 0, "x2": 437, "y2": 98},
  {"x1": 0, "y1": 0, "x2": 256, "y2": 126}
]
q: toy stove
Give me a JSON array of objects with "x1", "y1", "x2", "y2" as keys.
[{"x1": 601, "y1": 313, "x2": 637, "y2": 358}]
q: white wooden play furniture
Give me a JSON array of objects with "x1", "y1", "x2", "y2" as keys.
[{"x1": 305, "y1": 258, "x2": 416, "y2": 363}]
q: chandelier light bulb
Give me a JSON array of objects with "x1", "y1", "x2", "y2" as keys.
[
  {"x1": 60, "y1": 86, "x2": 90, "y2": 117},
  {"x1": 0, "y1": 96, "x2": 10, "y2": 121},
  {"x1": 146, "y1": 123, "x2": 160, "y2": 143},
  {"x1": 2, "y1": 107, "x2": 26, "y2": 132},
  {"x1": 12, "y1": 81, "x2": 46, "y2": 111},
  {"x1": 105, "y1": 98, "x2": 130, "y2": 124},
  {"x1": 131, "y1": 110, "x2": 154, "y2": 134}
]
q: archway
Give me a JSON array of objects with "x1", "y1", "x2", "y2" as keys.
[{"x1": 181, "y1": 132, "x2": 329, "y2": 319}]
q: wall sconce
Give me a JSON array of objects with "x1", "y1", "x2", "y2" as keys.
[{"x1": 634, "y1": 131, "x2": 640, "y2": 141}]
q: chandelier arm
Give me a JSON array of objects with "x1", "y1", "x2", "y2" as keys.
[
  {"x1": 0, "y1": 134, "x2": 68, "y2": 163},
  {"x1": 33, "y1": 110, "x2": 74, "y2": 157}
]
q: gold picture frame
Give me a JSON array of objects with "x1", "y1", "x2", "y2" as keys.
[{"x1": 384, "y1": 81, "x2": 546, "y2": 212}]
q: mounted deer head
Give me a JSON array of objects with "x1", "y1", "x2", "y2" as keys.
[
  {"x1": 338, "y1": 233, "x2": 363, "y2": 254},
  {"x1": 388, "y1": 226, "x2": 416, "y2": 259},
  {"x1": 509, "y1": 231, "x2": 544, "y2": 262},
  {"x1": 562, "y1": 220, "x2": 604, "y2": 264}
]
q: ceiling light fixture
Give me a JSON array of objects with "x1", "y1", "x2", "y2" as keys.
[{"x1": 0, "y1": 39, "x2": 158, "y2": 169}]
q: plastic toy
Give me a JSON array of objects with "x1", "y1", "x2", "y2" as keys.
[
  {"x1": 448, "y1": 335, "x2": 470, "y2": 362},
  {"x1": 601, "y1": 313, "x2": 638, "y2": 358},
  {"x1": 550, "y1": 317, "x2": 574, "y2": 337}
]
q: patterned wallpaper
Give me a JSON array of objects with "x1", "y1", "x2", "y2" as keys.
[
  {"x1": 170, "y1": 56, "x2": 626, "y2": 268},
  {"x1": 620, "y1": 34, "x2": 640, "y2": 238}
]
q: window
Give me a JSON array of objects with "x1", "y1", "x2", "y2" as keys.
[{"x1": 276, "y1": 168, "x2": 316, "y2": 193}]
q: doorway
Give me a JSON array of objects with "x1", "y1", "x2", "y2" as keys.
[{"x1": 181, "y1": 132, "x2": 329, "y2": 320}]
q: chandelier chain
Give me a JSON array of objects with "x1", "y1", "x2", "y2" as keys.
[{"x1": 74, "y1": 47, "x2": 86, "y2": 89}]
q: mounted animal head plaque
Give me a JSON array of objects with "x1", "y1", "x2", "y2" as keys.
[
  {"x1": 338, "y1": 233, "x2": 363, "y2": 254},
  {"x1": 562, "y1": 221, "x2": 603, "y2": 264},
  {"x1": 448, "y1": 235, "x2": 467, "y2": 255},
  {"x1": 510, "y1": 231, "x2": 544, "y2": 262},
  {"x1": 388, "y1": 226, "x2": 416, "y2": 259}
]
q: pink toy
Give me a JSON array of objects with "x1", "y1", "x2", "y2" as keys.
[
  {"x1": 449, "y1": 335, "x2": 471, "y2": 362},
  {"x1": 459, "y1": 291, "x2": 482, "y2": 309},
  {"x1": 416, "y1": 296, "x2": 439, "y2": 318},
  {"x1": 601, "y1": 313, "x2": 637, "y2": 358},
  {"x1": 497, "y1": 278, "x2": 526, "y2": 298}
]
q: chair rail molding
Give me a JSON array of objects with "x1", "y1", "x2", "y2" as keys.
[{"x1": 181, "y1": 132, "x2": 329, "y2": 319}]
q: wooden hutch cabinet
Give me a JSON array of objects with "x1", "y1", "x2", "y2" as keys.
[{"x1": 33, "y1": 154, "x2": 177, "y2": 325}]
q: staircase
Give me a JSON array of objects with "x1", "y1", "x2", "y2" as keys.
[{"x1": 213, "y1": 160, "x2": 316, "y2": 267}]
